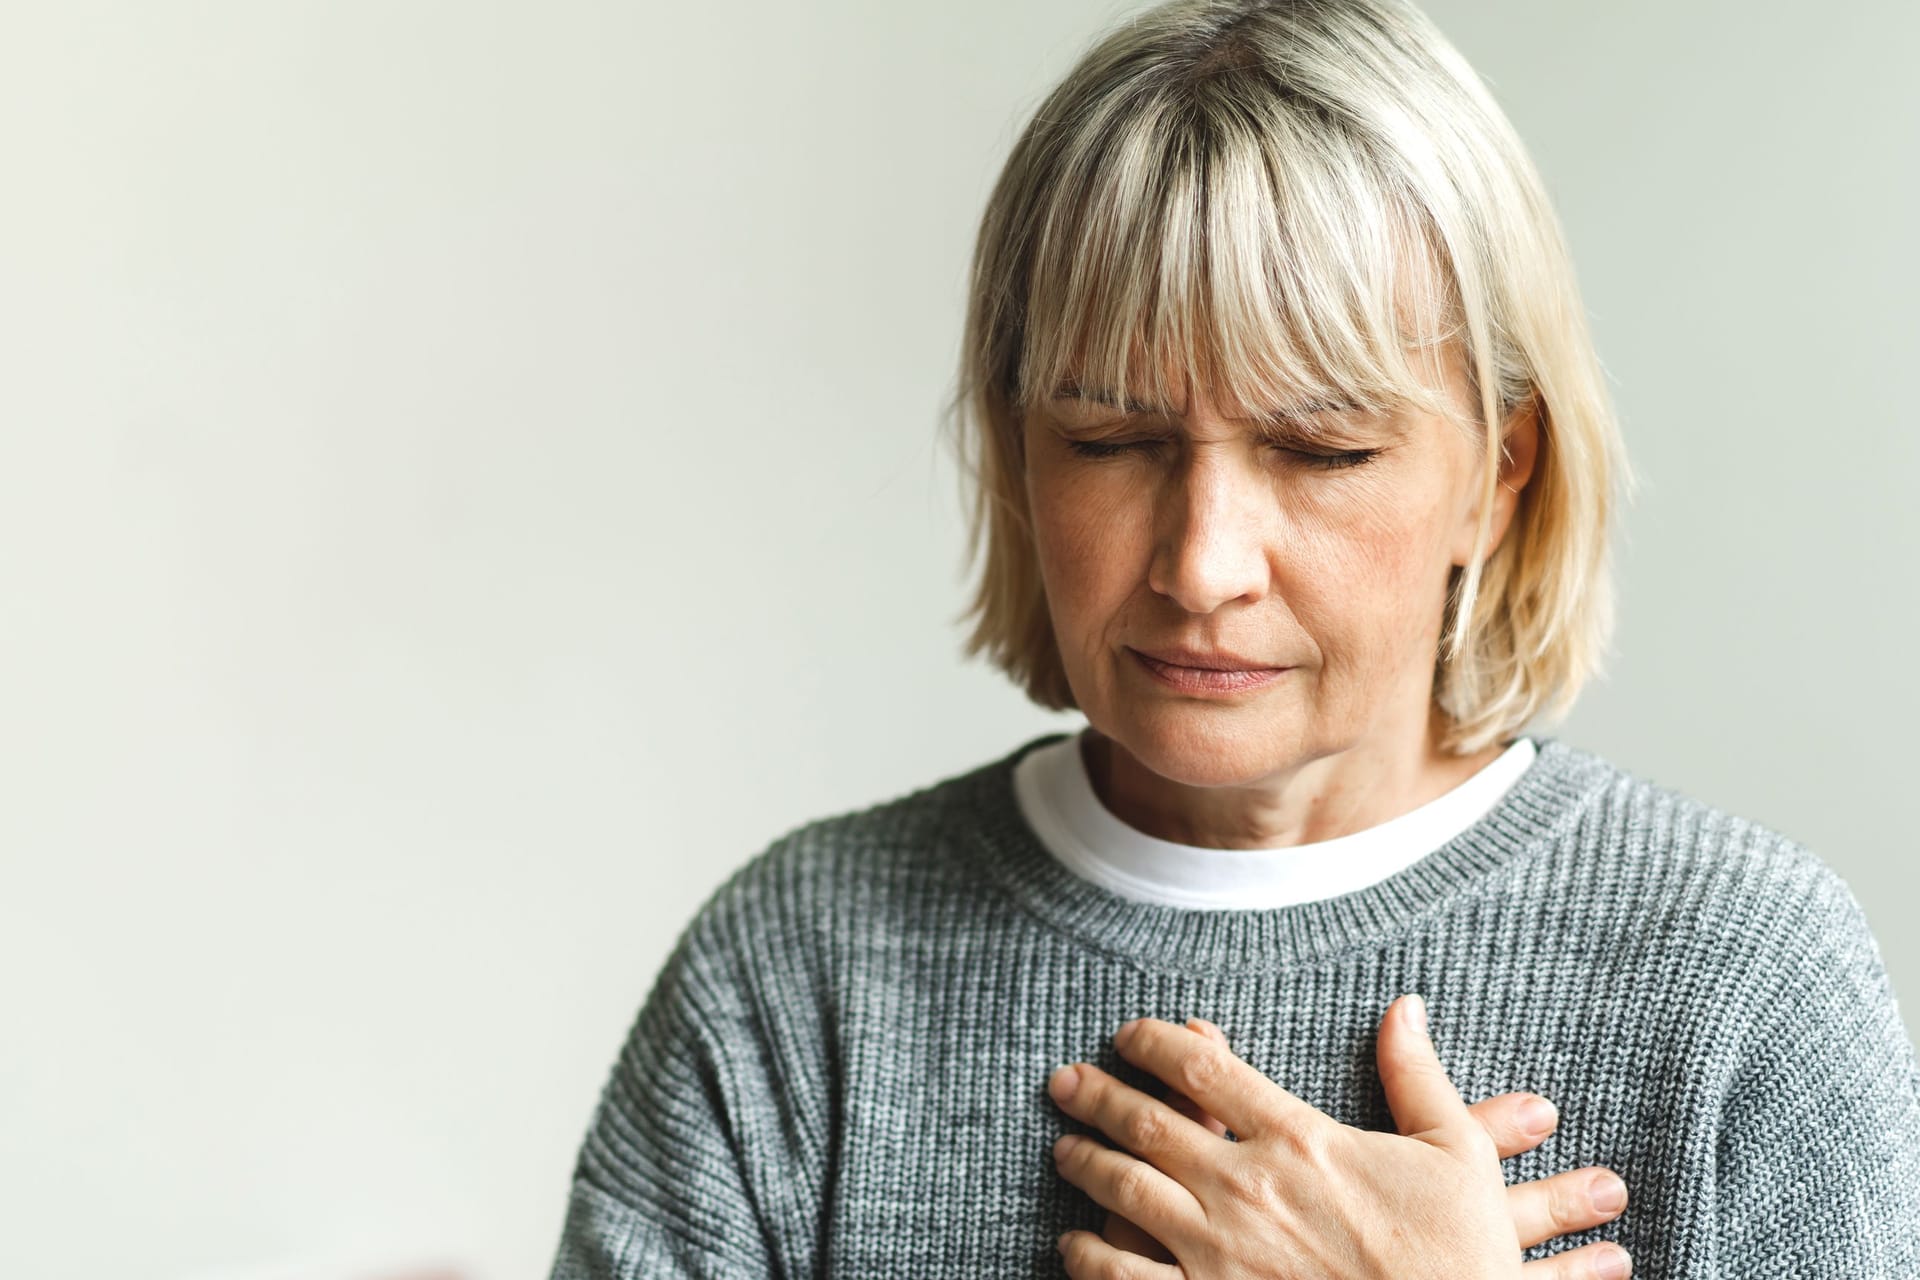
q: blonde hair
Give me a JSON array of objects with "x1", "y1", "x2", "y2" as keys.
[{"x1": 941, "y1": 0, "x2": 1636, "y2": 754}]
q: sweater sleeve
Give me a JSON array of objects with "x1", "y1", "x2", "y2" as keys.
[
  {"x1": 1712, "y1": 863, "x2": 1920, "y2": 1277},
  {"x1": 545, "y1": 882, "x2": 825, "y2": 1280}
]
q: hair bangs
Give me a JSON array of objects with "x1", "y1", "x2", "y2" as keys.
[
  {"x1": 1014, "y1": 85, "x2": 1464, "y2": 430},
  {"x1": 1012, "y1": 92, "x2": 1205, "y2": 422}
]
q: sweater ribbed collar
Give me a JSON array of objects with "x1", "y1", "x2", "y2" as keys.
[{"x1": 964, "y1": 731, "x2": 1616, "y2": 975}]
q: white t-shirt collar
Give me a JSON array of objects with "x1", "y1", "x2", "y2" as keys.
[{"x1": 1012, "y1": 729, "x2": 1538, "y2": 910}]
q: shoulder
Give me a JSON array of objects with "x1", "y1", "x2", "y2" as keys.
[
  {"x1": 663, "y1": 740, "x2": 1029, "y2": 989},
  {"x1": 1522, "y1": 741, "x2": 1920, "y2": 1139},
  {"x1": 1543, "y1": 738, "x2": 1855, "y2": 891},
  {"x1": 717, "y1": 744, "x2": 1006, "y2": 909},
  {"x1": 1533, "y1": 738, "x2": 1887, "y2": 1000}
]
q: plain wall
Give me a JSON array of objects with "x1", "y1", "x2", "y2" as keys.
[{"x1": 2, "y1": 1, "x2": 1914, "y2": 1277}]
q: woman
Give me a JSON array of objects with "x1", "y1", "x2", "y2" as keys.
[{"x1": 547, "y1": 0, "x2": 1920, "y2": 1276}]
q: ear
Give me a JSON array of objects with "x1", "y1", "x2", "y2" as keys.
[{"x1": 1451, "y1": 395, "x2": 1540, "y2": 568}]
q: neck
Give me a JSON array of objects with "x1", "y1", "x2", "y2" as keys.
[{"x1": 1081, "y1": 705, "x2": 1509, "y2": 850}]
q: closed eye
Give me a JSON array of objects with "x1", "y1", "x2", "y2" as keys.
[
  {"x1": 1066, "y1": 439, "x2": 1381, "y2": 471},
  {"x1": 1290, "y1": 448, "x2": 1380, "y2": 471},
  {"x1": 1063, "y1": 439, "x2": 1159, "y2": 460}
]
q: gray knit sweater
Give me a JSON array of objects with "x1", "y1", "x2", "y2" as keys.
[{"x1": 545, "y1": 733, "x2": 1920, "y2": 1278}]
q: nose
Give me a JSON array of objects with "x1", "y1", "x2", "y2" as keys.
[{"x1": 1146, "y1": 444, "x2": 1271, "y2": 614}]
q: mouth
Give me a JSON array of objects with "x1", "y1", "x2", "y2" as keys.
[{"x1": 1128, "y1": 647, "x2": 1292, "y2": 695}]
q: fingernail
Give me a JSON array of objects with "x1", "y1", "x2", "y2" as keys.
[
  {"x1": 1590, "y1": 1173, "x2": 1628, "y2": 1214},
  {"x1": 1056, "y1": 1230, "x2": 1072, "y2": 1255},
  {"x1": 1049, "y1": 1063, "x2": 1080, "y2": 1102},
  {"x1": 1404, "y1": 993, "x2": 1427, "y2": 1033},
  {"x1": 1519, "y1": 1096, "x2": 1558, "y2": 1135},
  {"x1": 1052, "y1": 1133, "x2": 1080, "y2": 1161},
  {"x1": 1595, "y1": 1245, "x2": 1632, "y2": 1279}
]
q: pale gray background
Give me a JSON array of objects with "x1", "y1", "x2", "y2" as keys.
[{"x1": 2, "y1": 2, "x2": 1914, "y2": 1278}]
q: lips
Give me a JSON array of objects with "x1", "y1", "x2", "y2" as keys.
[
  {"x1": 1131, "y1": 645, "x2": 1287, "y2": 672},
  {"x1": 1129, "y1": 647, "x2": 1290, "y2": 694}
]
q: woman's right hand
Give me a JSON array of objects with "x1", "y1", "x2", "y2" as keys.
[{"x1": 1099, "y1": 1018, "x2": 1631, "y2": 1278}]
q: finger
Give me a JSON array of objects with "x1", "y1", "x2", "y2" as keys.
[
  {"x1": 1161, "y1": 1019, "x2": 1233, "y2": 1138},
  {"x1": 1052, "y1": 1133, "x2": 1207, "y2": 1247},
  {"x1": 1101, "y1": 1209, "x2": 1176, "y2": 1263},
  {"x1": 1112, "y1": 1017, "x2": 1316, "y2": 1142},
  {"x1": 1049, "y1": 1061, "x2": 1217, "y2": 1182},
  {"x1": 1519, "y1": 1241, "x2": 1634, "y2": 1278},
  {"x1": 1058, "y1": 1227, "x2": 1186, "y2": 1280},
  {"x1": 1376, "y1": 994, "x2": 1476, "y2": 1147},
  {"x1": 1467, "y1": 1090, "x2": 1559, "y2": 1159},
  {"x1": 1161, "y1": 1086, "x2": 1231, "y2": 1138},
  {"x1": 1186, "y1": 1016, "x2": 1228, "y2": 1046},
  {"x1": 1156, "y1": 1076, "x2": 1220, "y2": 1127},
  {"x1": 1507, "y1": 1166, "x2": 1629, "y2": 1250}
]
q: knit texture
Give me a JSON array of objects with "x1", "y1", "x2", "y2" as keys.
[{"x1": 546, "y1": 733, "x2": 1920, "y2": 1278}]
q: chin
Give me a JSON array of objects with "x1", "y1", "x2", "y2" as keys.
[{"x1": 1104, "y1": 704, "x2": 1309, "y2": 789}]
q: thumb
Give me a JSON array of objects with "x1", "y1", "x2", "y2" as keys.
[{"x1": 1377, "y1": 993, "x2": 1472, "y2": 1147}]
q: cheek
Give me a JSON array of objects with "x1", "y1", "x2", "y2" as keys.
[
  {"x1": 1286, "y1": 484, "x2": 1456, "y2": 652},
  {"x1": 1028, "y1": 469, "x2": 1141, "y2": 609}
]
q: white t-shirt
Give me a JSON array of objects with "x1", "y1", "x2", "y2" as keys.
[{"x1": 1011, "y1": 729, "x2": 1538, "y2": 910}]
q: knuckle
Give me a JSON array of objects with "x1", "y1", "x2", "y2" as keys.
[
  {"x1": 1280, "y1": 1118, "x2": 1331, "y2": 1166},
  {"x1": 1175, "y1": 1045, "x2": 1225, "y2": 1098},
  {"x1": 1545, "y1": 1174, "x2": 1587, "y2": 1228},
  {"x1": 1219, "y1": 1154, "x2": 1276, "y2": 1208},
  {"x1": 1065, "y1": 1134, "x2": 1102, "y2": 1178},
  {"x1": 1121, "y1": 1104, "x2": 1172, "y2": 1153},
  {"x1": 1112, "y1": 1157, "x2": 1159, "y2": 1213}
]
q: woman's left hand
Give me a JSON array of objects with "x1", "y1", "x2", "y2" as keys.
[{"x1": 1046, "y1": 995, "x2": 1524, "y2": 1280}]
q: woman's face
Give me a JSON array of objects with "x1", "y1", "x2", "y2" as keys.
[{"x1": 1021, "y1": 341, "x2": 1525, "y2": 789}]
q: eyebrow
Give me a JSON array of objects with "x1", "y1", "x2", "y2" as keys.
[
  {"x1": 1048, "y1": 379, "x2": 1358, "y2": 423},
  {"x1": 1049, "y1": 380, "x2": 1165, "y2": 415}
]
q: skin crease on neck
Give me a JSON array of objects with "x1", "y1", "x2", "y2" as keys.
[{"x1": 1020, "y1": 339, "x2": 1541, "y2": 851}]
